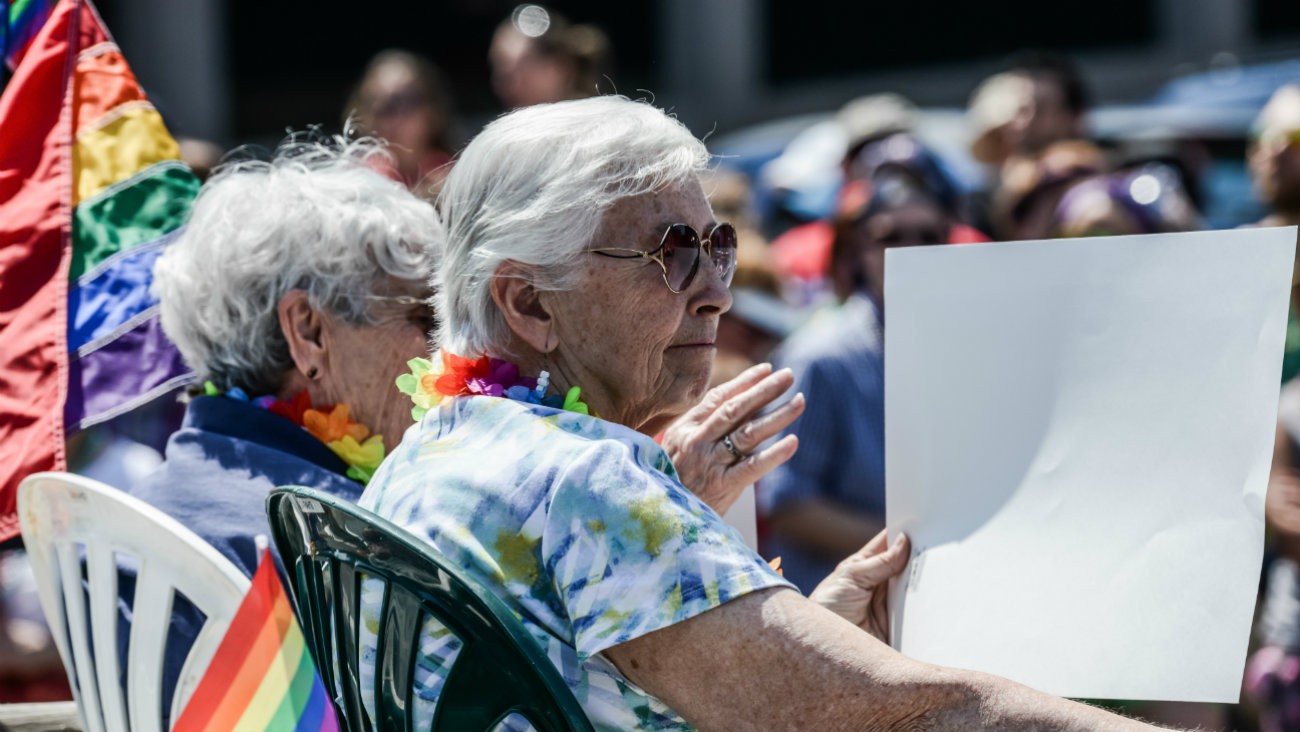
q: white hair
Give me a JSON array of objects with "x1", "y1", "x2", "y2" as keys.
[
  {"x1": 153, "y1": 135, "x2": 441, "y2": 394},
  {"x1": 435, "y1": 95, "x2": 709, "y2": 356}
]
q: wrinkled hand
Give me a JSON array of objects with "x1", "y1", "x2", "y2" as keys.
[
  {"x1": 808, "y1": 530, "x2": 910, "y2": 644},
  {"x1": 661, "y1": 363, "x2": 805, "y2": 515}
]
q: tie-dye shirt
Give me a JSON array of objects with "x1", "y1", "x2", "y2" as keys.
[{"x1": 359, "y1": 394, "x2": 792, "y2": 731}]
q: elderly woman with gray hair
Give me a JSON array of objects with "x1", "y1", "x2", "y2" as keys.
[
  {"x1": 117, "y1": 138, "x2": 441, "y2": 724},
  {"x1": 362, "y1": 96, "x2": 1166, "y2": 730},
  {"x1": 124, "y1": 133, "x2": 804, "y2": 725}
]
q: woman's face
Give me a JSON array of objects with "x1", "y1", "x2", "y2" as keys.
[
  {"x1": 543, "y1": 178, "x2": 732, "y2": 434},
  {"x1": 858, "y1": 201, "x2": 950, "y2": 306},
  {"x1": 362, "y1": 63, "x2": 439, "y2": 154},
  {"x1": 317, "y1": 279, "x2": 434, "y2": 449},
  {"x1": 489, "y1": 27, "x2": 572, "y2": 108}
]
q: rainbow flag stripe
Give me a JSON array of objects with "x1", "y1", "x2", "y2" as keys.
[
  {"x1": 0, "y1": 0, "x2": 196, "y2": 540},
  {"x1": 173, "y1": 549, "x2": 340, "y2": 732},
  {"x1": 2, "y1": 0, "x2": 55, "y2": 71}
]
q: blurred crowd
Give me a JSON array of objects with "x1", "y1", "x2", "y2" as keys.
[{"x1": 5, "y1": 4, "x2": 1300, "y2": 731}]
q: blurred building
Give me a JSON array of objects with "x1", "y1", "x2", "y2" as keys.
[{"x1": 99, "y1": 0, "x2": 1300, "y2": 145}]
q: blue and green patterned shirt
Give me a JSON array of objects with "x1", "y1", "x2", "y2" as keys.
[{"x1": 359, "y1": 395, "x2": 793, "y2": 731}]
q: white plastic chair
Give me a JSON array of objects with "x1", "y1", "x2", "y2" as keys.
[{"x1": 17, "y1": 472, "x2": 251, "y2": 732}]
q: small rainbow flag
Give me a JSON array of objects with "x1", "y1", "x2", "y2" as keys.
[
  {"x1": 0, "y1": 0, "x2": 196, "y2": 540},
  {"x1": 172, "y1": 548, "x2": 340, "y2": 732}
]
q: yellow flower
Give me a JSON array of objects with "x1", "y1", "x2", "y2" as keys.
[{"x1": 328, "y1": 433, "x2": 385, "y2": 469}]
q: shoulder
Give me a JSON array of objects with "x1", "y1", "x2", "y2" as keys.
[
  {"x1": 369, "y1": 395, "x2": 686, "y2": 516},
  {"x1": 405, "y1": 395, "x2": 677, "y2": 475}
]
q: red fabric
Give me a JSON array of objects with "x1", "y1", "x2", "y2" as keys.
[
  {"x1": 769, "y1": 219, "x2": 993, "y2": 288},
  {"x1": 769, "y1": 220, "x2": 834, "y2": 282},
  {"x1": 949, "y1": 223, "x2": 992, "y2": 244},
  {"x1": 0, "y1": 1, "x2": 107, "y2": 541}
]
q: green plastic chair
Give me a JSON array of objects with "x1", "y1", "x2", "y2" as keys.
[{"x1": 266, "y1": 486, "x2": 595, "y2": 732}]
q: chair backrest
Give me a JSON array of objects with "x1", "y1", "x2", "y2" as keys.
[
  {"x1": 17, "y1": 472, "x2": 250, "y2": 732},
  {"x1": 266, "y1": 486, "x2": 595, "y2": 732}
]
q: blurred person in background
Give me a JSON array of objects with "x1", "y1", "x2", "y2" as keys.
[
  {"x1": 346, "y1": 49, "x2": 460, "y2": 198},
  {"x1": 0, "y1": 555, "x2": 70, "y2": 702},
  {"x1": 489, "y1": 4, "x2": 609, "y2": 109},
  {"x1": 1050, "y1": 165, "x2": 1200, "y2": 238},
  {"x1": 177, "y1": 138, "x2": 223, "y2": 183},
  {"x1": 759, "y1": 170, "x2": 952, "y2": 593},
  {"x1": 970, "y1": 51, "x2": 1091, "y2": 168},
  {"x1": 968, "y1": 52, "x2": 1092, "y2": 236},
  {"x1": 1247, "y1": 84, "x2": 1300, "y2": 384},
  {"x1": 1244, "y1": 86, "x2": 1300, "y2": 732},
  {"x1": 769, "y1": 106, "x2": 983, "y2": 306},
  {"x1": 768, "y1": 93, "x2": 916, "y2": 302},
  {"x1": 1001, "y1": 51, "x2": 1091, "y2": 157},
  {"x1": 1248, "y1": 376, "x2": 1300, "y2": 732},
  {"x1": 1250, "y1": 85, "x2": 1300, "y2": 233},
  {"x1": 701, "y1": 169, "x2": 803, "y2": 385},
  {"x1": 992, "y1": 139, "x2": 1107, "y2": 241}
]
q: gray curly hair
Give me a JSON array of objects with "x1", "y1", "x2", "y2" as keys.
[{"x1": 153, "y1": 135, "x2": 441, "y2": 394}]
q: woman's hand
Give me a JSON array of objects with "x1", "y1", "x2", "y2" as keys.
[
  {"x1": 808, "y1": 530, "x2": 910, "y2": 644},
  {"x1": 661, "y1": 362, "x2": 805, "y2": 515}
]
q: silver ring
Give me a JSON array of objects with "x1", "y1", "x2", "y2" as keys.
[{"x1": 722, "y1": 433, "x2": 744, "y2": 461}]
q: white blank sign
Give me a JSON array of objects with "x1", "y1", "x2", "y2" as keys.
[{"x1": 885, "y1": 227, "x2": 1295, "y2": 702}]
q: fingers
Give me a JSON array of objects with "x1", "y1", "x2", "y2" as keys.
[
  {"x1": 688, "y1": 362, "x2": 773, "y2": 423},
  {"x1": 852, "y1": 528, "x2": 891, "y2": 560},
  {"x1": 729, "y1": 392, "x2": 805, "y2": 455},
  {"x1": 840, "y1": 533, "x2": 911, "y2": 586},
  {"x1": 700, "y1": 367, "x2": 797, "y2": 442},
  {"x1": 726, "y1": 434, "x2": 798, "y2": 487}
]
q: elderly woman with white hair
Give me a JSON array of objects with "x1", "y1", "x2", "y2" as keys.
[
  {"x1": 125, "y1": 133, "x2": 800, "y2": 727},
  {"x1": 116, "y1": 138, "x2": 441, "y2": 724},
  {"x1": 363, "y1": 97, "x2": 1164, "y2": 730}
]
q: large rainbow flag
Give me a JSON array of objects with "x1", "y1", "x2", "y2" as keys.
[
  {"x1": 173, "y1": 548, "x2": 340, "y2": 732},
  {"x1": 0, "y1": 0, "x2": 197, "y2": 541},
  {"x1": 2, "y1": 0, "x2": 55, "y2": 72}
]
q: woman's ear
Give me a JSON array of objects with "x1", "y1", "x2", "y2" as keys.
[
  {"x1": 491, "y1": 261, "x2": 555, "y2": 353},
  {"x1": 278, "y1": 290, "x2": 327, "y2": 379}
]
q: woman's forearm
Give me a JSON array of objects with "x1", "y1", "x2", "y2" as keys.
[
  {"x1": 606, "y1": 588, "x2": 1171, "y2": 732},
  {"x1": 925, "y1": 666, "x2": 1167, "y2": 731}
]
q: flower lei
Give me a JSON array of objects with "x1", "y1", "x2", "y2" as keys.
[
  {"x1": 396, "y1": 351, "x2": 592, "y2": 422},
  {"x1": 204, "y1": 382, "x2": 386, "y2": 484},
  {"x1": 395, "y1": 354, "x2": 783, "y2": 575}
]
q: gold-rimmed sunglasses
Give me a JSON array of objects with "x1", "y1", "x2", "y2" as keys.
[{"x1": 588, "y1": 222, "x2": 738, "y2": 294}]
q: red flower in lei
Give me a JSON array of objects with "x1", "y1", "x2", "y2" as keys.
[
  {"x1": 267, "y1": 389, "x2": 312, "y2": 424},
  {"x1": 432, "y1": 352, "x2": 537, "y2": 398},
  {"x1": 433, "y1": 352, "x2": 492, "y2": 397}
]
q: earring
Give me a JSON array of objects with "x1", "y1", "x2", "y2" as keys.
[{"x1": 306, "y1": 366, "x2": 319, "y2": 380}]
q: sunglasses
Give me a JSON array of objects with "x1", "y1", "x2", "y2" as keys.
[{"x1": 588, "y1": 222, "x2": 738, "y2": 294}]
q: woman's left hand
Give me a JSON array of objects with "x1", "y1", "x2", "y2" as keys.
[
  {"x1": 661, "y1": 362, "x2": 805, "y2": 515},
  {"x1": 808, "y1": 530, "x2": 910, "y2": 644}
]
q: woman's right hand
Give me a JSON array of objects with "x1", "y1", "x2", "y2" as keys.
[{"x1": 660, "y1": 362, "x2": 805, "y2": 515}]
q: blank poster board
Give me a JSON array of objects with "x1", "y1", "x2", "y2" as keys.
[{"x1": 885, "y1": 227, "x2": 1295, "y2": 702}]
